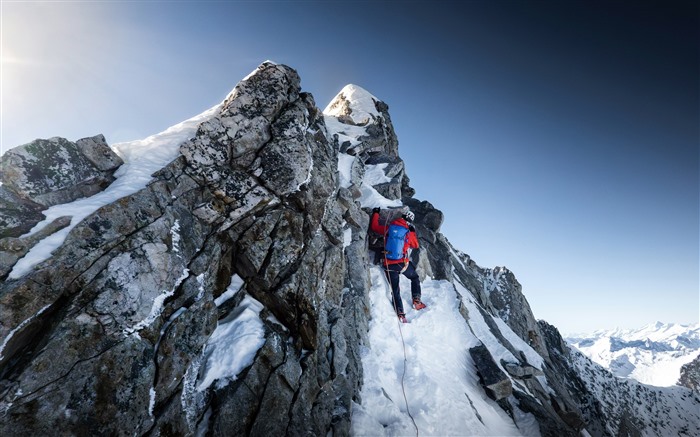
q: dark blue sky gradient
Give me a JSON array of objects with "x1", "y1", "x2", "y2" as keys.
[{"x1": 3, "y1": 0, "x2": 697, "y2": 333}]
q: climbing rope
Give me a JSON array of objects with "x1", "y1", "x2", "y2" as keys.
[
  {"x1": 375, "y1": 207, "x2": 419, "y2": 437},
  {"x1": 383, "y1": 263, "x2": 419, "y2": 437}
]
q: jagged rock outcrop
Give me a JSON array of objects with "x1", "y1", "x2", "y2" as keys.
[
  {"x1": 469, "y1": 343, "x2": 513, "y2": 400},
  {"x1": 0, "y1": 62, "x2": 369, "y2": 437},
  {"x1": 1, "y1": 134, "x2": 123, "y2": 208},
  {"x1": 0, "y1": 61, "x2": 697, "y2": 437},
  {"x1": 678, "y1": 353, "x2": 700, "y2": 391},
  {"x1": 0, "y1": 134, "x2": 122, "y2": 239}
]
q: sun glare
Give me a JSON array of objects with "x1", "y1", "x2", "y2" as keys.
[{"x1": 1, "y1": 51, "x2": 34, "y2": 66}]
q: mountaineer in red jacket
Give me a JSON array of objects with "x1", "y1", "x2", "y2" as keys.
[{"x1": 370, "y1": 207, "x2": 427, "y2": 323}]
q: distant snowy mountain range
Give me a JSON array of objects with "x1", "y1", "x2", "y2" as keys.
[{"x1": 566, "y1": 322, "x2": 700, "y2": 387}]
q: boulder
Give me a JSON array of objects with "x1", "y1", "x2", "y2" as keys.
[
  {"x1": 0, "y1": 135, "x2": 122, "y2": 208},
  {"x1": 501, "y1": 359, "x2": 543, "y2": 379},
  {"x1": 469, "y1": 343, "x2": 512, "y2": 400}
]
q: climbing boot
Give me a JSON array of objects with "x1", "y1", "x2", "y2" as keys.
[{"x1": 412, "y1": 298, "x2": 426, "y2": 310}]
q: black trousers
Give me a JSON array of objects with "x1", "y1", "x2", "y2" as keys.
[{"x1": 383, "y1": 261, "x2": 421, "y2": 316}]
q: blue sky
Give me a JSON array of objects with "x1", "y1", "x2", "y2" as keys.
[{"x1": 2, "y1": 1, "x2": 697, "y2": 334}]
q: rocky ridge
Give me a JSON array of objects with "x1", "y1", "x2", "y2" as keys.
[{"x1": 0, "y1": 62, "x2": 697, "y2": 436}]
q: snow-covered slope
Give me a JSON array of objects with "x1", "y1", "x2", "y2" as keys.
[
  {"x1": 351, "y1": 268, "x2": 541, "y2": 436},
  {"x1": 567, "y1": 322, "x2": 700, "y2": 386}
]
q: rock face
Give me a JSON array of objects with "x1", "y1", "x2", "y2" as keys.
[
  {"x1": 0, "y1": 216, "x2": 72, "y2": 279},
  {"x1": 0, "y1": 134, "x2": 123, "y2": 239},
  {"x1": 0, "y1": 62, "x2": 697, "y2": 437},
  {"x1": 469, "y1": 343, "x2": 512, "y2": 400},
  {"x1": 0, "y1": 62, "x2": 368, "y2": 436},
  {"x1": 0, "y1": 188, "x2": 44, "y2": 239},
  {"x1": 1, "y1": 134, "x2": 123, "y2": 208},
  {"x1": 678, "y1": 353, "x2": 700, "y2": 391}
]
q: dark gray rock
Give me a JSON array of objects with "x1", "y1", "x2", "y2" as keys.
[
  {"x1": 0, "y1": 187, "x2": 45, "y2": 238},
  {"x1": 469, "y1": 343, "x2": 512, "y2": 400},
  {"x1": 502, "y1": 360, "x2": 543, "y2": 379},
  {"x1": 258, "y1": 99, "x2": 314, "y2": 197},
  {"x1": 0, "y1": 62, "x2": 367, "y2": 437},
  {"x1": 75, "y1": 134, "x2": 124, "y2": 171},
  {"x1": 678, "y1": 353, "x2": 700, "y2": 391},
  {"x1": 512, "y1": 390, "x2": 580, "y2": 437},
  {"x1": 1, "y1": 135, "x2": 122, "y2": 207},
  {"x1": 0, "y1": 215, "x2": 71, "y2": 279},
  {"x1": 0, "y1": 134, "x2": 121, "y2": 242}
]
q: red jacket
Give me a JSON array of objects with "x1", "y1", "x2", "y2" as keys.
[{"x1": 370, "y1": 213, "x2": 419, "y2": 265}]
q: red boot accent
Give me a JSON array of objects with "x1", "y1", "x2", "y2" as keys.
[{"x1": 413, "y1": 298, "x2": 426, "y2": 310}]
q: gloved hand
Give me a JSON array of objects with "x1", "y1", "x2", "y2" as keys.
[
  {"x1": 372, "y1": 207, "x2": 381, "y2": 214},
  {"x1": 408, "y1": 225, "x2": 415, "y2": 232}
]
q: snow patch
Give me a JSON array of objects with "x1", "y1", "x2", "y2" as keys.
[
  {"x1": 494, "y1": 317, "x2": 544, "y2": 369},
  {"x1": 195, "y1": 273, "x2": 206, "y2": 302},
  {"x1": 197, "y1": 295, "x2": 266, "y2": 391},
  {"x1": 338, "y1": 153, "x2": 355, "y2": 189},
  {"x1": 323, "y1": 84, "x2": 380, "y2": 123},
  {"x1": 148, "y1": 387, "x2": 156, "y2": 416},
  {"x1": 171, "y1": 220, "x2": 181, "y2": 253},
  {"x1": 363, "y1": 163, "x2": 391, "y2": 185},
  {"x1": 343, "y1": 228, "x2": 353, "y2": 248},
  {"x1": 359, "y1": 184, "x2": 402, "y2": 209},
  {"x1": 214, "y1": 274, "x2": 245, "y2": 307}
]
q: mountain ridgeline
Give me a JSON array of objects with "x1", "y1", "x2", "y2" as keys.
[
  {"x1": 567, "y1": 322, "x2": 700, "y2": 387},
  {"x1": 0, "y1": 62, "x2": 697, "y2": 436}
]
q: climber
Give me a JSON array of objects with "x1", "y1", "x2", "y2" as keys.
[{"x1": 370, "y1": 207, "x2": 426, "y2": 323}]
